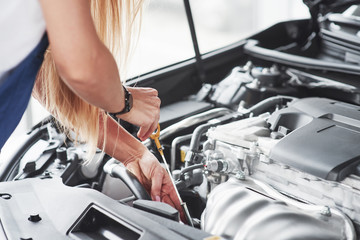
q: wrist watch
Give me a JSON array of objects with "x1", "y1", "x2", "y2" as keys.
[{"x1": 107, "y1": 86, "x2": 133, "y2": 118}]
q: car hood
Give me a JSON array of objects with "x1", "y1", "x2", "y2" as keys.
[{"x1": 303, "y1": 0, "x2": 360, "y2": 15}]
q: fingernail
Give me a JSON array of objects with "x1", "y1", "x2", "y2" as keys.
[{"x1": 155, "y1": 196, "x2": 161, "y2": 202}]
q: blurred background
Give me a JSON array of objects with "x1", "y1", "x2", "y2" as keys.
[{"x1": 1, "y1": 0, "x2": 309, "y2": 156}]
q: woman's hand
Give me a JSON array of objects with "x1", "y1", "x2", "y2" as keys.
[
  {"x1": 124, "y1": 150, "x2": 186, "y2": 222},
  {"x1": 120, "y1": 87, "x2": 160, "y2": 141},
  {"x1": 97, "y1": 114, "x2": 187, "y2": 221}
]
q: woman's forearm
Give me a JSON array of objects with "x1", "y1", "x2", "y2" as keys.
[
  {"x1": 39, "y1": 0, "x2": 160, "y2": 137},
  {"x1": 99, "y1": 114, "x2": 147, "y2": 165}
]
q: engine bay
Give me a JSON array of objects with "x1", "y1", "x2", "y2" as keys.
[
  {"x1": 2, "y1": 2, "x2": 360, "y2": 239},
  {"x1": 2, "y1": 60, "x2": 360, "y2": 239}
]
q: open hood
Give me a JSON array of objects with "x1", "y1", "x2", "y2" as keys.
[
  {"x1": 242, "y1": 0, "x2": 360, "y2": 80},
  {"x1": 303, "y1": 0, "x2": 360, "y2": 15}
]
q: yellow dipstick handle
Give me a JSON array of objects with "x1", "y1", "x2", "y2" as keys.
[{"x1": 150, "y1": 124, "x2": 164, "y2": 156}]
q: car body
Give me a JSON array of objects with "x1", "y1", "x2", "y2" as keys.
[{"x1": 1, "y1": 1, "x2": 360, "y2": 239}]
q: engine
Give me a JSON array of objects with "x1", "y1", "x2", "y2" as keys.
[
  {"x1": 198, "y1": 97, "x2": 360, "y2": 239},
  {"x1": 3, "y1": 61, "x2": 360, "y2": 239},
  {"x1": 147, "y1": 61, "x2": 360, "y2": 239}
]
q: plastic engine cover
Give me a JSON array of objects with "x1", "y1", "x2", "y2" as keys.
[{"x1": 268, "y1": 97, "x2": 360, "y2": 181}]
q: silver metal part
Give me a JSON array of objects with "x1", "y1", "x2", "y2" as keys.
[
  {"x1": 205, "y1": 104, "x2": 360, "y2": 228},
  {"x1": 200, "y1": 97, "x2": 360, "y2": 239},
  {"x1": 250, "y1": 158, "x2": 360, "y2": 231},
  {"x1": 144, "y1": 108, "x2": 233, "y2": 145},
  {"x1": 201, "y1": 177, "x2": 356, "y2": 240}
]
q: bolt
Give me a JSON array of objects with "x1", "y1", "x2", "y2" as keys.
[
  {"x1": 235, "y1": 171, "x2": 245, "y2": 180},
  {"x1": 320, "y1": 206, "x2": 331, "y2": 217},
  {"x1": 213, "y1": 176, "x2": 221, "y2": 184}
]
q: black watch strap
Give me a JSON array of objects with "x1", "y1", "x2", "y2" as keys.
[{"x1": 107, "y1": 86, "x2": 133, "y2": 118}]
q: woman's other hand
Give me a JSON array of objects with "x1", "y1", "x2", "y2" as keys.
[
  {"x1": 124, "y1": 150, "x2": 186, "y2": 222},
  {"x1": 120, "y1": 87, "x2": 160, "y2": 141},
  {"x1": 98, "y1": 115, "x2": 186, "y2": 221}
]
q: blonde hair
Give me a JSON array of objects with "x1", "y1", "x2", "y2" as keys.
[{"x1": 37, "y1": 0, "x2": 143, "y2": 163}]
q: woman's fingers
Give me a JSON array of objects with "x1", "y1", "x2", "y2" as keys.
[{"x1": 150, "y1": 166, "x2": 164, "y2": 201}]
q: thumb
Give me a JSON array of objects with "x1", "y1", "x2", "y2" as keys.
[{"x1": 137, "y1": 126, "x2": 150, "y2": 141}]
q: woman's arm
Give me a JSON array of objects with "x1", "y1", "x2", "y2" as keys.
[
  {"x1": 33, "y1": 80, "x2": 183, "y2": 220},
  {"x1": 39, "y1": 0, "x2": 123, "y2": 113},
  {"x1": 38, "y1": 0, "x2": 159, "y2": 140}
]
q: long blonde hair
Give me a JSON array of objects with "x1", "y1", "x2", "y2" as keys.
[{"x1": 37, "y1": 0, "x2": 143, "y2": 162}]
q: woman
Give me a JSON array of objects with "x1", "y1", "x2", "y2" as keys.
[{"x1": 1, "y1": 0, "x2": 183, "y2": 218}]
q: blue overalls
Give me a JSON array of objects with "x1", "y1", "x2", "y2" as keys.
[{"x1": 0, "y1": 34, "x2": 49, "y2": 149}]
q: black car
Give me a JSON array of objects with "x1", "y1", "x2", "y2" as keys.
[{"x1": 1, "y1": 1, "x2": 360, "y2": 239}]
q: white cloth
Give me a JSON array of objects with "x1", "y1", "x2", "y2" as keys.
[{"x1": 0, "y1": 0, "x2": 46, "y2": 82}]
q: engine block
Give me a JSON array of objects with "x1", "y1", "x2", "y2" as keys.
[{"x1": 202, "y1": 97, "x2": 360, "y2": 238}]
